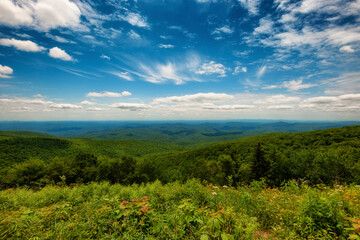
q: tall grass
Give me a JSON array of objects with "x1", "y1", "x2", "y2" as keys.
[{"x1": 1, "y1": 180, "x2": 360, "y2": 239}]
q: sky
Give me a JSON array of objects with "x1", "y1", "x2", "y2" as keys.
[{"x1": 0, "y1": 0, "x2": 360, "y2": 121}]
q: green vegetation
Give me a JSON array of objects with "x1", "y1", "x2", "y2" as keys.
[
  {"x1": 0, "y1": 133, "x2": 182, "y2": 168},
  {"x1": 1, "y1": 125, "x2": 360, "y2": 188},
  {"x1": 1, "y1": 180, "x2": 360, "y2": 239},
  {"x1": 1, "y1": 125, "x2": 360, "y2": 238}
]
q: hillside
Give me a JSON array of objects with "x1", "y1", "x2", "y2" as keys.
[
  {"x1": 1, "y1": 125, "x2": 359, "y2": 189},
  {"x1": 1, "y1": 121, "x2": 358, "y2": 147},
  {"x1": 144, "y1": 125, "x2": 360, "y2": 186},
  {"x1": 0, "y1": 132, "x2": 183, "y2": 168}
]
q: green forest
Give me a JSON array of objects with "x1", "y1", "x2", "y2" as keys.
[{"x1": 1, "y1": 125, "x2": 360, "y2": 239}]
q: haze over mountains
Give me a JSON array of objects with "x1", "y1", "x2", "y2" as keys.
[{"x1": 0, "y1": 121, "x2": 358, "y2": 144}]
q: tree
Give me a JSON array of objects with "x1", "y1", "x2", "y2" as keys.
[{"x1": 252, "y1": 143, "x2": 270, "y2": 180}]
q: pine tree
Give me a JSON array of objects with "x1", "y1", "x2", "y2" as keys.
[{"x1": 252, "y1": 143, "x2": 270, "y2": 180}]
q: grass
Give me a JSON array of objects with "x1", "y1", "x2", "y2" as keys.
[{"x1": 1, "y1": 180, "x2": 360, "y2": 239}]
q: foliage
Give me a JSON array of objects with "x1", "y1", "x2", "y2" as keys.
[{"x1": 1, "y1": 180, "x2": 360, "y2": 239}]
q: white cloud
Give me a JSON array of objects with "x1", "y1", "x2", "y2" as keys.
[
  {"x1": 111, "y1": 103, "x2": 150, "y2": 111},
  {"x1": 33, "y1": 94, "x2": 45, "y2": 98},
  {"x1": 196, "y1": 61, "x2": 227, "y2": 77},
  {"x1": 49, "y1": 47, "x2": 73, "y2": 61},
  {"x1": 153, "y1": 93, "x2": 234, "y2": 104},
  {"x1": 238, "y1": 0, "x2": 261, "y2": 15},
  {"x1": 86, "y1": 91, "x2": 132, "y2": 98},
  {"x1": 33, "y1": 0, "x2": 81, "y2": 31},
  {"x1": 0, "y1": 0, "x2": 82, "y2": 31},
  {"x1": 322, "y1": 72, "x2": 360, "y2": 95},
  {"x1": 283, "y1": 79, "x2": 316, "y2": 91},
  {"x1": 262, "y1": 85, "x2": 278, "y2": 90},
  {"x1": 50, "y1": 103, "x2": 82, "y2": 109},
  {"x1": 340, "y1": 45, "x2": 355, "y2": 53},
  {"x1": 0, "y1": 0, "x2": 33, "y2": 26},
  {"x1": 86, "y1": 107, "x2": 105, "y2": 111},
  {"x1": 254, "y1": 94, "x2": 301, "y2": 104},
  {"x1": 254, "y1": 17, "x2": 273, "y2": 35},
  {"x1": 212, "y1": 25, "x2": 234, "y2": 39},
  {"x1": 256, "y1": 66, "x2": 267, "y2": 78},
  {"x1": 0, "y1": 64, "x2": 13, "y2": 78},
  {"x1": 80, "y1": 100, "x2": 96, "y2": 105},
  {"x1": 128, "y1": 30, "x2": 141, "y2": 39},
  {"x1": 0, "y1": 38, "x2": 45, "y2": 52},
  {"x1": 159, "y1": 44, "x2": 174, "y2": 48},
  {"x1": 138, "y1": 62, "x2": 185, "y2": 85},
  {"x1": 121, "y1": 12, "x2": 149, "y2": 28},
  {"x1": 203, "y1": 104, "x2": 254, "y2": 110},
  {"x1": 262, "y1": 79, "x2": 316, "y2": 91},
  {"x1": 100, "y1": 54, "x2": 110, "y2": 60},
  {"x1": 46, "y1": 33, "x2": 74, "y2": 43},
  {"x1": 0, "y1": 98, "x2": 52, "y2": 105},
  {"x1": 112, "y1": 72, "x2": 133, "y2": 81},
  {"x1": 233, "y1": 66, "x2": 247, "y2": 75},
  {"x1": 267, "y1": 105, "x2": 294, "y2": 110},
  {"x1": 299, "y1": 94, "x2": 360, "y2": 112}
]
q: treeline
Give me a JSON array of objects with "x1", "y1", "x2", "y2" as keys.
[{"x1": 1, "y1": 125, "x2": 360, "y2": 189}]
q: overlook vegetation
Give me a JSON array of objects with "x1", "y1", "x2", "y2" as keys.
[
  {"x1": 1, "y1": 125, "x2": 360, "y2": 239},
  {"x1": 0, "y1": 125, "x2": 360, "y2": 188}
]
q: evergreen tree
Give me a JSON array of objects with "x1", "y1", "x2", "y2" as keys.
[{"x1": 252, "y1": 143, "x2": 270, "y2": 180}]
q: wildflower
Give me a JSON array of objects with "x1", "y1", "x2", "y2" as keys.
[
  {"x1": 212, "y1": 192, "x2": 217, "y2": 195},
  {"x1": 213, "y1": 186, "x2": 219, "y2": 189},
  {"x1": 141, "y1": 205, "x2": 149, "y2": 213},
  {"x1": 141, "y1": 196, "x2": 149, "y2": 201},
  {"x1": 131, "y1": 199, "x2": 139, "y2": 202},
  {"x1": 223, "y1": 185, "x2": 228, "y2": 188},
  {"x1": 218, "y1": 206, "x2": 223, "y2": 211},
  {"x1": 121, "y1": 201, "x2": 128, "y2": 205}
]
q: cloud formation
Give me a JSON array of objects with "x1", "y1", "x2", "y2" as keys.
[
  {"x1": 0, "y1": 64, "x2": 13, "y2": 78},
  {"x1": 0, "y1": 0, "x2": 82, "y2": 31},
  {"x1": 120, "y1": 12, "x2": 149, "y2": 28},
  {"x1": 112, "y1": 72, "x2": 133, "y2": 81},
  {"x1": 153, "y1": 93, "x2": 234, "y2": 104},
  {"x1": 196, "y1": 61, "x2": 227, "y2": 77},
  {"x1": 111, "y1": 103, "x2": 150, "y2": 111},
  {"x1": 48, "y1": 47, "x2": 73, "y2": 61},
  {"x1": 0, "y1": 38, "x2": 45, "y2": 52},
  {"x1": 86, "y1": 91, "x2": 132, "y2": 98}
]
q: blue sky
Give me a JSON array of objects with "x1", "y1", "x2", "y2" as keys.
[{"x1": 0, "y1": 0, "x2": 360, "y2": 121}]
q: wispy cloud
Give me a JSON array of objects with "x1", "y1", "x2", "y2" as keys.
[
  {"x1": 212, "y1": 25, "x2": 234, "y2": 40},
  {"x1": 238, "y1": 0, "x2": 262, "y2": 15},
  {"x1": 87, "y1": 91, "x2": 132, "y2": 98},
  {"x1": 256, "y1": 66, "x2": 267, "y2": 78},
  {"x1": 283, "y1": 79, "x2": 316, "y2": 91},
  {"x1": 153, "y1": 93, "x2": 234, "y2": 104},
  {"x1": 120, "y1": 12, "x2": 149, "y2": 28},
  {"x1": 262, "y1": 79, "x2": 316, "y2": 91},
  {"x1": 233, "y1": 66, "x2": 247, "y2": 75},
  {"x1": 322, "y1": 72, "x2": 360, "y2": 95},
  {"x1": 128, "y1": 30, "x2": 141, "y2": 39},
  {"x1": 159, "y1": 44, "x2": 174, "y2": 48},
  {"x1": 112, "y1": 72, "x2": 133, "y2": 81},
  {"x1": 340, "y1": 45, "x2": 355, "y2": 53},
  {"x1": 100, "y1": 54, "x2": 110, "y2": 60}
]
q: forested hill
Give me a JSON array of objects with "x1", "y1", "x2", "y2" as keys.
[
  {"x1": 145, "y1": 125, "x2": 360, "y2": 186},
  {"x1": 0, "y1": 132, "x2": 182, "y2": 168},
  {"x1": 0, "y1": 125, "x2": 359, "y2": 188}
]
